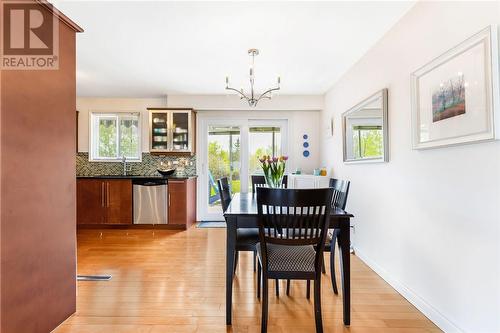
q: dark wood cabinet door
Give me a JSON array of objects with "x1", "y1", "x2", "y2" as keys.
[
  {"x1": 77, "y1": 179, "x2": 105, "y2": 224},
  {"x1": 168, "y1": 180, "x2": 187, "y2": 225},
  {"x1": 105, "y1": 180, "x2": 133, "y2": 224}
]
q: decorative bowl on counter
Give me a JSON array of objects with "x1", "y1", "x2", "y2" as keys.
[{"x1": 157, "y1": 168, "x2": 176, "y2": 176}]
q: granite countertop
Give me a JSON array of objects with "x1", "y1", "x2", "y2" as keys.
[{"x1": 77, "y1": 175, "x2": 197, "y2": 180}]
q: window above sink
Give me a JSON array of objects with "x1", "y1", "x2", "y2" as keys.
[{"x1": 90, "y1": 112, "x2": 142, "y2": 162}]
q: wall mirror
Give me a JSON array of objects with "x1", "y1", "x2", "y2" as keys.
[{"x1": 342, "y1": 89, "x2": 389, "y2": 163}]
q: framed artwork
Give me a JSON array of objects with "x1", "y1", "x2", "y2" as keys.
[{"x1": 411, "y1": 25, "x2": 499, "y2": 149}]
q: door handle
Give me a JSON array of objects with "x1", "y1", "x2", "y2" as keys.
[
  {"x1": 168, "y1": 193, "x2": 171, "y2": 207},
  {"x1": 101, "y1": 182, "x2": 105, "y2": 207},
  {"x1": 106, "y1": 182, "x2": 110, "y2": 207}
]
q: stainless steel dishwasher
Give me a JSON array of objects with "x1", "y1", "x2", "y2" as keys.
[{"x1": 133, "y1": 179, "x2": 168, "y2": 224}]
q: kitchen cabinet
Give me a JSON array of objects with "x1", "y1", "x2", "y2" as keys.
[
  {"x1": 148, "y1": 108, "x2": 195, "y2": 154},
  {"x1": 77, "y1": 177, "x2": 196, "y2": 228},
  {"x1": 106, "y1": 180, "x2": 133, "y2": 224},
  {"x1": 287, "y1": 175, "x2": 330, "y2": 189},
  {"x1": 77, "y1": 179, "x2": 132, "y2": 224},
  {"x1": 168, "y1": 178, "x2": 197, "y2": 227},
  {"x1": 77, "y1": 179, "x2": 105, "y2": 224}
]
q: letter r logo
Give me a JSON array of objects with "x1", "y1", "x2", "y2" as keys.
[{"x1": 3, "y1": 3, "x2": 54, "y2": 55}]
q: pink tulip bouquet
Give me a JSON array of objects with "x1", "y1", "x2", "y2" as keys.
[{"x1": 258, "y1": 155, "x2": 288, "y2": 188}]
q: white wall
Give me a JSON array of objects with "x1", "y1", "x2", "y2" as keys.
[
  {"x1": 167, "y1": 94, "x2": 323, "y2": 111},
  {"x1": 77, "y1": 95, "x2": 323, "y2": 173},
  {"x1": 195, "y1": 109, "x2": 320, "y2": 174},
  {"x1": 168, "y1": 94, "x2": 323, "y2": 173},
  {"x1": 77, "y1": 97, "x2": 168, "y2": 152},
  {"x1": 320, "y1": 2, "x2": 500, "y2": 333}
]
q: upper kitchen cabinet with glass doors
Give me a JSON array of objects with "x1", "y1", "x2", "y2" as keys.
[{"x1": 148, "y1": 108, "x2": 196, "y2": 154}]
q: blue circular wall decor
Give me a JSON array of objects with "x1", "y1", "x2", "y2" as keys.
[{"x1": 302, "y1": 134, "x2": 310, "y2": 158}]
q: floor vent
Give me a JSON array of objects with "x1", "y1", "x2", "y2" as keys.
[{"x1": 77, "y1": 275, "x2": 112, "y2": 281}]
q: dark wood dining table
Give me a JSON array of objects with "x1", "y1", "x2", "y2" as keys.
[{"x1": 224, "y1": 192, "x2": 354, "y2": 326}]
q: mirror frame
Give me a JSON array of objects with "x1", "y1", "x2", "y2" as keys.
[{"x1": 342, "y1": 88, "x2": 389, "y2": 164}]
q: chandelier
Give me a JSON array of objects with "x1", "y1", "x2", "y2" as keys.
[{"x1": 225, "y1": 49, "x2": 280, "y2": 107}]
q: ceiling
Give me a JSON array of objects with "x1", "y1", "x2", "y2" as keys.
[{"x1": 55, "y1": 1, "x2": 415, "y2": 97}]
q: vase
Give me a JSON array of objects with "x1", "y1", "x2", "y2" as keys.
[{"x1": 264, "y1": 173, "x2": 284, "y2": 188}]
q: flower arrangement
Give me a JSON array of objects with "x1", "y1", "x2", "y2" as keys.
[{"x1": 258, "y1": 155, "x2": 288, "y2": 188}]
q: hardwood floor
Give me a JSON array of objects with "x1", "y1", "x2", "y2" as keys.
[{"x1": 55, "y1": 228, "x2": 441, "y2": 333}]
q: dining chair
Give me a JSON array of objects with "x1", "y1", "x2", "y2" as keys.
[
  {"x1": 218, "y1": 177, "x2": 259, "y2": 274},
  {"x1": 251, "y1": 174, "x2": 288, "y2": 193},
  {"x1": 286, "y1": 177, "x2": 350, "y2": 296},
  {"x1": 323, "y1": 178, "x2": 350, "y2": 294},
  {"x1": 251, "y1": 174, "x2": 288, "y2": 296},
  {"x1": 256, "y1": 187, "x2": 333, "y2": 333}
]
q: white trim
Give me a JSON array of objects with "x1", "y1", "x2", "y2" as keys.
[{"x1": 354, "y1": 246, "x2": 465, "y2": 333}]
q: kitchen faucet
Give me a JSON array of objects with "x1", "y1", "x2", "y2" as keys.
[{"x1": 122, "y1": 155, "x2": 132, "y2": 176}]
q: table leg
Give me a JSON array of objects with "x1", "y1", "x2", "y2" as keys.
[
  {"x1": 226, "y1": 217, "x2": 237, "y2": 325},
  {"x1": 338, "y1": 217, "x2": 351, "y2": 325}
]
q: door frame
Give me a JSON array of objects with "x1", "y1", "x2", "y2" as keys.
[{"x1": 196, "y1": 112, "x2": 290, "y2": 221}]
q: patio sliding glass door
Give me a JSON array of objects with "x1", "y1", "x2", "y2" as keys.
[
  {"x1": 198, "y1": 118, "x2": 287, "y2": 221},
  {"x1": 207, "y1": 125, "x2": 241, "y2": 215}
]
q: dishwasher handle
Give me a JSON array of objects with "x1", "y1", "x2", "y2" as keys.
[{"x1": 132, "y1": 179, "x2": 168, "y2": 186}]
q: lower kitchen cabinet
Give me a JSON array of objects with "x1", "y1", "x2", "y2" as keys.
[
  {"x1": 106, "y1": 180, "x2": 133, "y2": 224},
  {"x1": 77, "y1": 177, "x2": 196, "y2": 229},
  {"x1": 77, "y1": 179, "x2": 132, "y2": 225},
  {"x1": 77, "y1": 179, "x2": 105, "y2": 224},
  {"x1": 168, "y1": 178, "x2": 196, "y2": 228}
]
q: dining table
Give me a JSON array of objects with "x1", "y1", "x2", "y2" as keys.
[{"x1": 224, "y1": 192, "x2": 354, "y2": 326}]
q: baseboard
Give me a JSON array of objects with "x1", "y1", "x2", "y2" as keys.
[{"x1": 354, "y1": 246, "x2": 464, "y2": 333}]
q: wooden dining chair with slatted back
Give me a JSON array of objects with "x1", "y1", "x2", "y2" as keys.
[
  {"x1": 251, "y1": 174, "x2": 288, "y2": 296},
  {"x1": 218, "y1": 177, "x2": 259, "y2": 274},
  {"x1": 285, "y1": 178, "x2": 351, "y2": 297},
  {"x1": 256, "y1": 187, "x2": 333, "y2": 333},
  {"x1": 322, "y1": 178, "x2": 350, "y2": 294},
  {"x1": 251, "y1": 175, "x2": 288, "y2": 193}
]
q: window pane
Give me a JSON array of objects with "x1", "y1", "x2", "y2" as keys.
[
  {"x1": 351, "y1": 126, "x2": 383, "y2": 159},
  {"x1": 248, "y1": 127, "x2": 281, "y2": 191},
  {"x1": 119, "y1": 117, "x2": 139, "y2": 158},
  {"x1": 361, "y1": 129, "x2": 383, "y2": 157},
  {"x1": 91, "y1": 113, "x2": 141, "y2": 161},
  {"x1": 98, "y1": 117, "x2": 117, "y2": 158},
  {"x1": 207, "y1": 126, "x2": 241, "y2": 214}
]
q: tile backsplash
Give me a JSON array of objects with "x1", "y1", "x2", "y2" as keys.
[{"x1": 76, "y1": 153, "x2": 196, "y2": 177}]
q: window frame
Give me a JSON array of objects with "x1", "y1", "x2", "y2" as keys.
[{"x1": 89, "y1": 112, "x2": 142, "y2": 162}]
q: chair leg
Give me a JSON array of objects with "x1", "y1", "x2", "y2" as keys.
[
  {"x1": 330, "y1": 232, "x2": 339, "y2": 294},
  {"x1": 321, "y1": 253, "x2": 326, "y2": 274},
  {"x1": 234, "y1": 251, "x2": 239, "y2": 275},
  {"x1": 253, "y1": 250, "x2": 257, "y2": 272},
  {"x1": 257, "y1": 263, "x2": 261, "y2": 298},
  {"x1": 261, "y1": 276, "x2": 269, "y2": 333},
  {"x1": 314, "y1": 277, "x2": 323, "y2": 333},
  {"x1": 306, "y1": 280, "x2": 311, "y2": 299},
  {"x1": 275, "y1": 279, "x2": 280, "y2": 297},
  {"x1": 286, "y1": 279, "x2": 291, "y2": 296}
]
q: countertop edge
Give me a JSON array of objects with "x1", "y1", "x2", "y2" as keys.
[{"x1": 77, "y1": 175, "x2": 198, "y2": 180}]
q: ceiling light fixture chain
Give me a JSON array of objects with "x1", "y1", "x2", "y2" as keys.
[{"x1": 225, "y1": 48, "x2": 280, "y2": 107}]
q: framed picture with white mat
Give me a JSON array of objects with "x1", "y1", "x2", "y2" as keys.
[{"x1": 411, "y1": 25, "x2": 499, "y2": 149}]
